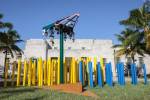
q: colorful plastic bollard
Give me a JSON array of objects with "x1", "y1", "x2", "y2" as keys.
[
  {"x1": 64, "y1": 58, "x2": 67, "y2": 84},
  {"x1": 23, "y1": 60, "x2": 27, "y2": 86},
  {"x1": 32, "y1": 60, "x2": 36, "y2": 85},
  {"x1": 28, "y1": 59, "x2": 32, "y2": 86},
  {"x1": 11, "y1": 62, "x2": 16, "y2": 86},
  {"x1": 116, "y1": 62, "x2": 125, "y2": 86},
  {"x1": 17, "y1": 59, "x2": 21, "y2": 86},
  {"x1": 44, "y1": 60, "x2": 47, "y2": 85},
  {"x1": 88, "y1": 61, "x2": 94, "y2": 88},
  {"x1": 142, "y1": 64, "x2": 147, "y2": 85},
  {"x1": 47, "y1": 58, "x2": 51, "y2": 86},
  {"x1": 72, "y1": 57, "x2": 76, "y2": 83},
  {"x1": 94, "y1": 57, "x2": 97, "y2": 85},
  {"x1": 97, "y1": 62, "x2": 103, "y2": 87},
  {"x1": 79, "y1": 61, "x2": 83, "y2": 85},
  {"x1": 38, "y1": 58, "x2": 43, "y2": 87},
  {"x1": 105, "y1": 63, "x2": 113, "y2": 87},
  {"x1": 57, "y1": 57, "x2": 60, "y2": 85},
  {"x1": 100, "y1": 56, "x2": 105, "y2": 83},
  {"x1": 131, "y1": 64, "x2": 138, "y2": 85}
]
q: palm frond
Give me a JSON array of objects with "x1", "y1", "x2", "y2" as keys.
[
  {"x1": 11, "y1": 45, "x2": 23, "y2": 54},
  {"x1": 0, "y1": 14, "x2": 3, "y2": 19},
  {"x1": 3, "y1": 22, "x2": 13, "y2": 30},
  {"x1": 115, "y1": 49, "x2": 126, "y2": 57}
]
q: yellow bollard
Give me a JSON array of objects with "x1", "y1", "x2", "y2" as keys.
[
  {"x1": 17, "y1": 59, "x2": 21, "y2": 86},
  {"x1": 70, "y1": 58, "x2": 73, "y2": 83},
  {"x1": 23, "y1": 60, "x2": 27, "y2": 86},
  {"x1": 81, "y1": 58, "x2": 84, "y2": 85},
  {"x1": 4, "y1": 61, "x2": 8, "y2": 87},
  {"x1": 76, "y1": 59, "x2": 79, "y2": 82},
  {"x1": 32, "y1": 60, "x2": 36, "y2": 86},
  {"x1": 72, "y1": 57, "x2": 76, "y2": 83},
  {"x1": 57, "y1": 57, "x2": 60, "y2": 85},
  {"x1": 87, "y1": 57, "x2": 91, "y2": 86},
  {"x1": 51, "y1": 59, "x2": 54, "y2": 85},
  {"x1": 28, "y1": 58, "x2": 32, "y2": 86},
  {"x1": 100, "y1": 56, "x2": 105, "y2": 83},
  {"x1": 39, "y1": 58, "x2": 43, "y2": 86},
  {"x1": 54, "y1": 60, "x2": 57, "y2": 84},
  {"x1": 64, "y1": 58, "x2": 67, "y2": 84},
  {"x1": 11, "y1": 62, "x2": 16, "y2": 86},
  {"x1": 47, "y1": 58, "x2": 51, "y2": 86},
  {"x1": 44, "y1": 60, "x2": 47, "y2": 85},
  {"x1": 37, "y1": 58, "x2": 40, "y2": 86}
]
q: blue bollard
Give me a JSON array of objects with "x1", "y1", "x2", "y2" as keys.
[
  {"x1": 142, "y1": 64, "x2": 147, "y2": 85},
  {"x1": 109, "y1": 63, "x2": 113, "y2": 87},
  {"x1": 131, "y1": 64, "x2": 138, "y2": 85},
  {"x1": 131, "y1": 64, "x2": 134, "y2": 84},
  {"x1": 97, "y1": 62, "x2": 103, "y2": 87},
  {"x1": 134, "y1": 65, "x2": 138, "y2": 84},
  {"x1": 105, "y1": 63, "x2": 109, "y2": 85},
  {"x1": 79, "y1": 61, "x2": 83, "y2": 85},
  {"x1": 120, "y1": 62, "x2": 125, "y2": 85},
  {"x1": 116, "y1": 63, "x2": 121, "y2": 85},
  {"x1": 88, "y1": 61, "x2": 94, "y2": 88},
  {"x1": 106, "y1": 63, "x2": 113, "y2": 87}
]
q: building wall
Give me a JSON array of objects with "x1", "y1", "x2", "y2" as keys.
[
  {"x1": 0, "y1": 52, "x2": 5, "y2": 68},
  {"x1": 24, "y1": 39, "x2": 116, "y2": 75},
  {"x1": 24, "y1": 39, "x2": 48, "y2": 60}
]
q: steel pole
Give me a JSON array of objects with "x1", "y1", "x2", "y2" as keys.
[{"x1": 60, "y1": 29, "x2": 64, "y2": 83}]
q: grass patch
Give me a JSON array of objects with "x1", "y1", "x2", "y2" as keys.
[
  {"x1": 0, "y1": 83, "x2": 150, "y2": 100},
  {"x1": 88, "y1": 82, "x2": 150, "y2": 100}
]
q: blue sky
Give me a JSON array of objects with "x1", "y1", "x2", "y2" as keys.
[{"x1": 0, "y1": 0, "x2": 143, "y2": 49}]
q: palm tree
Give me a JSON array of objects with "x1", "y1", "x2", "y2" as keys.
[
  {"x1": 120, "y1": 5, "x2": 150, "y2": 50},
  {"x1": 113, "y1": 28, "x2": 148, "y2": 63},
  {"x1": 0, "y1": 14, "x2": 13, "y2": 30},
  {"x1": 0, "y1": 14, "x2": 23, "y2": 73}
]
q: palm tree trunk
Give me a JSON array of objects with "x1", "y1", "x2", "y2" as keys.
[
  {"x1": 146, "y1": 34, "x2": 150, "y2": 50},
  {"x1": 144, "y1": 27, "x2": 150, "y2": 50},
  {"x1": 4, "y1": 50, "x2": 7, "y2": 76}
]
